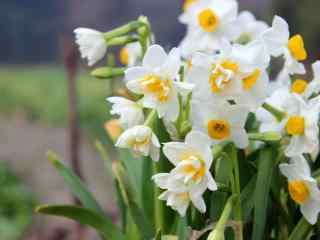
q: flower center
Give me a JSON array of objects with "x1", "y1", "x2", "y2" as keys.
[
  {"x1": 288, "y1": 34, "x2": 307, "y2": 61},
  {"x1": 141, "y1": 75, "x2": 172, "y2": 102},
  {"x1": 182, "y1": 155, "x2": 206, "y2": 182},
  {"x1": 288, "y1": 180, "x2": 310, "y2": 204},
  {"x1": 198, "y1": 8, "x2": 219, "y2": 32},
  {"x1": 209, "y1": 60, "x2": 238, "y2": 93},
  {"x1": 291, "y1": 79, "x2": 308, "y2": 94},
  {"x1": 119, "y1": 47, "x2": 129, "y2": 65},
  {"x1": 183, "y1": 0, "x2": 198, "y2": 12},
  {"x1": 207, "y1": 119, "x2": 231, "y2": 140},
  {"x1": 242, "y1": 69, "x2": 261, "y2": 91},
  {"x1": 286, "y1": 116, "x2": 305, "y2": 136}
]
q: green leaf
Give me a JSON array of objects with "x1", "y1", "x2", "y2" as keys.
[
  {"x1": 288, "y1": 218, "x2": 312, "y2": 240},
  {"x1": 141, "y1": 157, "x2": 155, "y2": 225},
  {"x1": 47, "y1": 151, "x2": 104, "y2": 214},
  {"x1": 251, "y1": 147, "x2": 276, "y2": 240},
  {"x1": 36, "y1": 204, "x2": 125, "y2": 240},
  {"x1": 240, "y1": 175, "x2": 256, "y2": 221},
  {"x1": 112, "y1": 161, "x2": 155, "y2": 239},
  {"x1": 155, "y1": 230, "x2": 162, "y2": 240}
]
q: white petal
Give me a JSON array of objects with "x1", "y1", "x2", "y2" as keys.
[
  {"x1": 190, "y1": 194, "x2": 206, "y2": 213},
  {"x1": 173, "y1": 81, "x2": 194, "y2": 97},
  {"x1": 206, "y1": 172, "x2": 218, "y2": 191},
  {"x1": 125, "y1": 66, "x2": 149, "y2": 82},
  {"x1": 143, "y1": 45, "x2": 167, "y2": 69},
  {"x1": 301, "y1": 198, "x2": 320, "y2": 224},
  {"x1": 152, "y1": 173, "x2": 170, "y2": 189},
  {"x1": 185, "y1": 131, "x2": 212, "y2": 165},
  {"x1": 231, "y1": 128, "x2": 249, "y2": 149},
  {"x1": 163, "y1": 142, "x2": 189, "y2": 166},
  {"x1": 161, "y1": 47, "x2": 181, "y2": 79},
  {"x1": 312, "y1": 61, "x2": 320, "y2": 80}
]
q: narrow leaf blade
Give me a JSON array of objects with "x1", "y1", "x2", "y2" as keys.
[
  {"x1": 36, "y1": 204, "x2": 124, "y2": 240},
  {"x1": 47, "y1": 151, "x2": 104, "y2": 213}
]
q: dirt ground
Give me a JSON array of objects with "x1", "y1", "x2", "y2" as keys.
[{"x1": 0, "y1": 115, "x2": 117, "y2": 239}]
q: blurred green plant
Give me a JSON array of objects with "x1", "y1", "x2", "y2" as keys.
[
  {"x1": 0, "y1": 161, "x2": 34, "y2": 240},
  {"x1": 0, "y1": 66, "x2": 112, "y2": 139}
]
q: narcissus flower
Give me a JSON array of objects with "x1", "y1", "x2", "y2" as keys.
[
  {"x1": 107, "y1": 97, "x2": 144, "y2": 128},
  {"x1": 116, "y1": 125, "x2": 160, "y2": 161},
  {"x1": 125, "y1": 45, "x2": 193, "y2": 121},
  {"x1": 257, "y1": 92, "x2": 320, "y2": 157},
  {"x1": 280, "y1": 155, "x2": 320, "y2": 224},
  {"x1": 233, "y1": 11, "x2": 268, "y2": 45},
  {"x1": 262, "y1": 16, "x2": 307, "y2": 75},
  {"x1": 283, "y1": 94, "x2": 320, "y2": 157},
  {"x1": 186, "y1": 41, "x2": 269, "y2": 110},
  {"x1": 74, "y1": 28, "x2": 107, "y2": 66},
  {"x1": 191, "y1": 102, "x2": 250, "y2": 148},
  {"x1": 152, "y1": 131, "x2": 217, "y2": 215},
  {"x1": 179, "y1": 0, "x2": 238, "y2": 57},
  {"x1": 291, "y1": 61, "x2": 320, "y2": 99},
  {"x1": 119, "y1": 42, "x2": 142, "y2": 66}
]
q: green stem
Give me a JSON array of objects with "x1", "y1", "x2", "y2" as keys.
[
  {"x1": 248, "y1": 132, "x2": 282, "y2": 142},
  {"x1": 144, "y1": 110, "x2": 158, "y2": 128},
  {"x1": 91, "y1": 67, "x2": 125, "y2": 79},
  {"x1": 207, "y1": 195, "x2": 236, "y2": 240},
  {"x1": 262, "y1": 103, "x2": 286, "y2": 122},
  {"x1": 230, "y1": 144, "x2": 243, "y2": 240},
  {"x1": 288, "y1": 218, "x2": 312, "y2": 240},
  {"x1": 107, "y1": 35, "x2": 139, "y2": 47},
  {"x1": 153, "y1": 161, "x2": 164, "y2": 232},
  {"x1": 104, "y1": 20, "x2": 145, "y2": 40}
]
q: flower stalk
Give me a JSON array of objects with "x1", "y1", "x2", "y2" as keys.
[
  {"x1": 103, "y1": 20, "x2": 146, "y2": 41},
  {"x1": 262, "y1": 103, "x2": 286, "y2": 122},
  {"x1": 207, "y1": 195, "x2": 236, "y2": 240}
]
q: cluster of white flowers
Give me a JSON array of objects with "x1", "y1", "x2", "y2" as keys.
[{"x1": 74, "y1": 0, "x2": 320, "y2": 224}]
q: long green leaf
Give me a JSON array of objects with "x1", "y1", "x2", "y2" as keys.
[
  {"x1": 36, "y1": 204, "x2": 125, "y2": 240},
  {"x1": 112, "y1": 161, "x2": 155, "y2": 239},
  {"x1": 47, "y1": 151, "x2": 104, "y2": 214},
  {"x1": 251, "y1": 147, "x2": 276, "y2": 240},
  {"x1": 288, "y1": 218, "x2": 312, "y2": 240},
  {"x1": 240, "y1": 175, "x2": 256, "y2": 221}
]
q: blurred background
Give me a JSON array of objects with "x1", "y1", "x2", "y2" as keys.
[{"x1": 0, "y1": 0, "x2": 319, "y2": 239}]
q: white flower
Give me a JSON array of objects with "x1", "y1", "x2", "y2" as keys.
[
  {"x1": 125, "y1": 45, "x2": 193, "y2": 121},
  {"x1": 256, "y1": 87, "x2": 291, "y2": 133},
  {"x1": 179, "y1": 0, "x2": 238, "y2": 57},
  {"x1": 186, "y1": 41, "x2": 269, "y2": 110},
  {"x1": 233, "y1": 11, "x2": 268, "y2": 44},
  {"x1": 279, "y1": 155, "x2": 320, "y2": 224},
  {"x1": 262, "y1": 16, "x2": 307, "y2": 75},
  {"x1": 115, "y1": 125, "x2": 160, "y2": 161},
  {"x1": 119, "y1": 42, "x2": 142, "y2": 66},
  {"x1": 74, "y1": 28, "x2": 107, "y2": 66},
  {"x1": 282, "y1": 94, "x2": 320, "y2": 157},
  {"x1": 257, "y1": 92, "x2": 320, "y2": 157},
  {"x1": 152, "y1": 131, "x2": 217, "y2": 216},
  {"x1": 290, "y1": 61, "x2": 320, "y2": 99},
  {"x1": 107, "y1": 97, "x2": 144, "y2": 128},
  {"x1": 191, "y1": 101, "x2": 250, "y2": 148}
]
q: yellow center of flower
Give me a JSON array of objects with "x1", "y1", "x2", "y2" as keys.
[
  {"x1": 183, "y1": 0, "x2": 198, "y2": 12},
  {"x1": 119, "y1": 47, "x2": 129, "y2": 65},
  {"x1": 207, "y1": 119, "x2": 231, "y2": 140},
  {"x1": 141, "y1": 75, "x2": 172, "y2": 102},
  {"x1": 288, "y1": 34, "x2": 307, "y2": 61},
  {"x1": 183, "y1": 162, "x2": 206, "y2": 182},
  {"x1": 286, "y1": 116, "x2": 305, "y2": 136},
  {"x1": 291, "y1": 79, "x2": 308, "y2": 94},
  {"x1": 288, "y1": 180, "x2": 310, "y2": 204},
  {"x1": 209, "y1": 60, "x2": 239, "y2": 93},
  {"x1": 198, "y1": 8, "x2": 219, "y2": 32},
  {"x1": 242, "y1": 69, "x2": 261, "y2": 90}
]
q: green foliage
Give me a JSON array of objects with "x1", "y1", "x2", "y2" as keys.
[
  {"x1": 36, "y1": 204, "x2": 125, "y2": 240},
  {"x1": 0, "y1": 161, "x2": 34, "y2": 240},
  {"x1": 0, "y1": 66, "x2": 111, "y2": 139}
]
